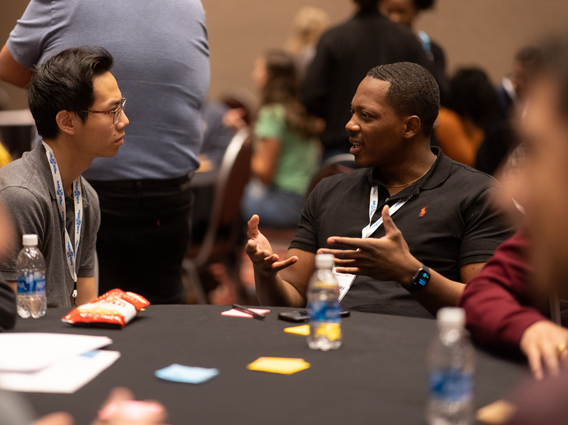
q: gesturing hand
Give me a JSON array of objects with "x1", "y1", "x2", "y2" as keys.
[
  {"x1": 318, "y1": 205, "x2": 420, "y2": 285},
  {"x1": 520, "y1": 320, "x2": 568, "y2": 381},
  {"x1": 245, "y1": 215, "x2": 297, "y2": 277}
]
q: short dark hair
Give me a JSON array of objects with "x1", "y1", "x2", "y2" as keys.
[
  {"x1": 537, "y1": 31, "x2": 568, "y2": 121},
  {"x1": 515, "y1": 45, "x2": 542, "y2": 65},
  {"x1": 447, "y1": 67, "x2": 499, "y2": 127},
  {"x1": 260, "y1": 49, "x2": 319, "y2": 140},
  {"x1": 366, "y1": 62, "x2": 440, "y2": 137},
  {"x1": 28, "y1": 47, "x2": 114, "y2": 139},
  {"x1": 355, "y1": 0, "x2": 379, "y2": 11},
  {"x1": 412, "y1": 0, "x2": 436, "y2": 11}
]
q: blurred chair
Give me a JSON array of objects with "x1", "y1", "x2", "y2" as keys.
[
  {"x1": 183, "y1": 128, "x2": 252, "y2": 304},
  {"x1": 258, "y1": 154, "x2": 356, "y2": 249},
  {"x1": 306, "y1": 153, "x2": 356, "y2": 196}
]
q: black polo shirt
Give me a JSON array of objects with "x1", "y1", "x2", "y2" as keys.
[{"x1": 290, "y1": 148, "x2": 515, "y2": 318}]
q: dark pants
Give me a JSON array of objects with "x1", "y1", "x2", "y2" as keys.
[{"x1": 88, "y1": 176, "x2": 193, "y2": 304}]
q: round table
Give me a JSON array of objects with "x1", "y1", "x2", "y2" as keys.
[{"x1": 10, "y1": 305, "x2": 527, "y2": 424}]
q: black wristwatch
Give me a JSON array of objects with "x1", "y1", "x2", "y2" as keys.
[{"x1": 409, "y1": 264, "x2": 431, "y2": 292}]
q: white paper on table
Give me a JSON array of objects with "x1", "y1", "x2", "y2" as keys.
[
  {"x1": 0, "y1": 350, "x2": 120, "y2": 393},
  {"x1": 0, "y1": 333, "x2": 113, "y2": 372}
]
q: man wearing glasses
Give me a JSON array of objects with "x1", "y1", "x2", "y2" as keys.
[
  {"x1": 0, "y1": 47, "x2": 128, "y2": 308},
  {"x1": 0, "y1": 0, "x2": 209, "y2": 305}
]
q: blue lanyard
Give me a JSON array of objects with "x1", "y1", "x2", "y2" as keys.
[{"x1": 42, "y1": 142, "x2": 83, "y2": 291}]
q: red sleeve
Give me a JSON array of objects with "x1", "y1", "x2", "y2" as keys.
[{"x1": 458, "y1": 231, "x2": 548, "y2": 349}]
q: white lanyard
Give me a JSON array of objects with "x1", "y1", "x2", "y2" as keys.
[
  {"x1": 361, "y1": 186, "x2": 411, "y2": 239},
  {"x1": 43, "y1": 142, "x2": 82, "y2": 298},
  {"x1": 334, "y1": 186, "x2": 411, "y2": 300}
]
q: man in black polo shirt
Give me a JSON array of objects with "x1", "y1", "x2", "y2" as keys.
[{"x1": 246, "y1": 62, "x2": 514, "y2": 318}]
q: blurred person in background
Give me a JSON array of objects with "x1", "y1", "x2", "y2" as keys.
[
  {"x1": 473, "y1": 46, "x2": 543, "y2": 176},
  {"x1": 0, "y1": 88, "x2": 13, "y2": 168},
  {"x1": 199, "y1": 100, "x2": 236, "y2": 169},
  {"x1": 284, "y1": 6, "x2": 330, "y2": 81},
  {"x1": 459, "y1": 227, "x2": 568, "y2": 382},
  {"x1": 497, "y1": 46, "x2": 542, "y2": 119},
  {"x1": 0, "y1": 386, "x2": 167, "y2": 425},
  {"x1": 229, "y1": 50, "x2": 319, "y2": 229},
  {"x1": 380, "y1": 0, "x2": 449, "y2": 104},
  {"x1": 434, "y1": 67, "x2": 505, "y2": 168},
  {"x1": 0, "y1": 201, "x2": 15, "y2": 332},
  {"x1": 491, "y1": 30, "x2": 568, "y2": 425},
  {"x1": 0, "y1": 141, "x2": 11, "y2": 169}
]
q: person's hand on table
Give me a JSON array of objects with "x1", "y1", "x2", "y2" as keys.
[
  {"x1": 520, "y1": 320, "x2": 568, "y2": 381},
  {"x1": 29, "y1": 387, "x2": 167, "y2": 425},
  {"x1": 318, "y1": 205, "x2": 420, "y2": 285},
  {"x1": 246, "y1": 215, "x2": 297, "y2": 277},
  {"x1": 93, "y1": 387, "x2": 167, "y2": 425},
  {"x1": 31, "y1": 413, "x2": 74, "y2": 425}
]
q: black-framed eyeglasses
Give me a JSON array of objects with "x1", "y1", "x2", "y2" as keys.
[{"x1": 80, "y1": 98, "x2": 126, "y2": 125}]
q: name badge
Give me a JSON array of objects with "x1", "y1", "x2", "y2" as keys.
[{"x1": 333, "y1": 267, "x2": 356, "y2": 301}]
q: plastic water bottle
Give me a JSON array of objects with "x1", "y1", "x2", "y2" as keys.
[
  {"x1": 426, "y1": 307, "x2": 475, "y2": 425},
  {"x1": 307, "y1": 253, "x2": 342, "y2": 351},
  {"x1": 16, "y1": 234, "x2": 46, "y2": 319}
]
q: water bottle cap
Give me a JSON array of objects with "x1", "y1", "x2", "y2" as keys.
[
  {"x1": 436, "y1": 307, "x2": 465, "y2": 328},
  {"x1": 315, "y1": 253, "x2": 334, "y2": 269},
  {"x1": 22, "y1": 234, "x2": 38, "y2": 246}
]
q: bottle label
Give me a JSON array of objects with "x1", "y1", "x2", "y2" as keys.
[
  {"x1": 308, "y1": 298, "x2": 340, "y2": 322},
  {"x1": 308, "y1": 297, "x2": 341, "y2": 341},
  {"x1": 313, "y1": 323, "x2": 342, "y2": 341},
  {"x1": 35, "y1": 274, "x2": 46, "y2": 295},
  {"x1": 429, "y1": 369, "x2": 473, "y2": 402},
  {"x1": 17, "y1": 273, "x2": 34, "y2": 294}
]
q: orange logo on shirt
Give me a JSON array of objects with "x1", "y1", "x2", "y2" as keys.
[{"x1": 419, "y1": 207, "x2": 428, "y2": 217}]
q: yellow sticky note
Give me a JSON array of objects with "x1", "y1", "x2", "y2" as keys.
[
  {"x1": 476, "y1": 400, "x2": 517, "y2": 424},
  {"x1": 284, "y1": 325, "x2": 310, "y2": 336},
  {"x1": 247, "y1": 357, "x2": 311, "y2": 375}
]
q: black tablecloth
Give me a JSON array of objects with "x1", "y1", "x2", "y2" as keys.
[{"x1": 9, "y1": 305, "x2": 527, "y2": 425}]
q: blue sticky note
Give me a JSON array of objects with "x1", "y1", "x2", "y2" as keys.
[{"x1": 155, "y1": 364, "x2": 219, "y2": 384}]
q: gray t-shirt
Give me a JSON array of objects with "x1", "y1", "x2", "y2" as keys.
[
  {"x1": 7, "y1": 0, "x2": 210, "y2": 180},
  {"x1": 0, "y1": 144, "x2": 100, "y2": 308}
]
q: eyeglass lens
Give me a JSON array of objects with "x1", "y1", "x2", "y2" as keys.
[{"x1": 114, "y1": 99, "x2": 126, "y2": 125}]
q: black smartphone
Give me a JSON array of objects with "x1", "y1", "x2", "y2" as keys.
[
  {"x1": 278, "y1": 309, "x2": 350, "y2": 323},
  {"x1": 278, "y1": 311, "x2": 309, "y2": 323}
]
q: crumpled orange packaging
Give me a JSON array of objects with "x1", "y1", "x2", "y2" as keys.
[{"x1": 62, "y1": 289, "x2": 150, "y2": 327}]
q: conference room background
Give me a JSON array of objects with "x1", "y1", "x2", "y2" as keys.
[{"x1": 1, "y1": 0, "x2": 567, "y2": 109}]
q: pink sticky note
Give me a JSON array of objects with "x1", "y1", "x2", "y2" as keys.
[{"x1": 221, "y1": 308, "x2": 270, "y2": 318}]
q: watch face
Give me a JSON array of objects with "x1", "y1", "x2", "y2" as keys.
[{"x1": 415, "y1": 270, "x2": 430, "y2": 287}]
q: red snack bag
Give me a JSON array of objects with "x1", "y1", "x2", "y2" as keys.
[
  {"x1": 62, "y1": 289, "x2": 150, "y2": 327},
  {"x1": 95, "y1": 289, "x2": 150, "y2": 312}
]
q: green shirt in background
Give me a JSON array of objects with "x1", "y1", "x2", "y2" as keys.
[{"x1": 254, "y1": 104, "x2": 318, "y2": 195}]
